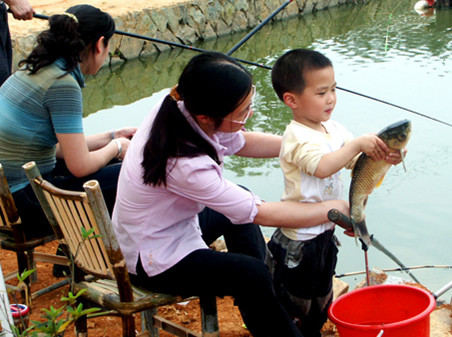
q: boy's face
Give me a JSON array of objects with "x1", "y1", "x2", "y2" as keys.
[{"x1": 287, "y1": 66, "x2": 336, "y2": 130}]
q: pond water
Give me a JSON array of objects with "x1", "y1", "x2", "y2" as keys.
[{"x1": 83, "y1": 0, "x2": 452, "y2": 294}]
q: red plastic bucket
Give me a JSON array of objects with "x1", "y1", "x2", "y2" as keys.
[
  {"x1": 328, "y1": 284, "x2": 435, "y2": 337},
  {"x1": 10, "y1": 304, "x2": 30, "y2": 333}
]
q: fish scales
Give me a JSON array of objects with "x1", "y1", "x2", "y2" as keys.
[{"x1": 349, "y1": 119, "x2": 412, "y2": 247}]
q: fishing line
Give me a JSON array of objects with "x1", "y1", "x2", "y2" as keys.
[
  {"x1": 383, "y1": 0, "x2": 406, "y2": 51},
  {"x1": 29, "y1": 12, "x2": 452, "y2": 128},
  {"x1": 31, "y1": 13, "x2": 268, "y2": 70},
  {"x1": 337, "y1": 86, "x2": 452, "y2": 128},
  {"x1": 226, "y1": 0, "x2": 293, "y2": 56},
  {"x1": 335, "y1": 264, "x2": 452, "y2": 278}
]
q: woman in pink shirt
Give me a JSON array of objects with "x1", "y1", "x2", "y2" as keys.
[{"x1": 112, "y1": 52, "x2": 348, "y2": 337}]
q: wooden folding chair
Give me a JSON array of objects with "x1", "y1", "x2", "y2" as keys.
[
  {"x1": 23, "y1": 161, "x2": 220, "y2": 337},
  {"x1": 0, "y1": 163, "x2": 69, "y2": 306}
]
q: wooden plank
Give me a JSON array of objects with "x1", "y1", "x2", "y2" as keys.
[
  {"x1": 82, "y1": 201, "x2": 112, "y2": 274},
  {"x1": 33, "y1": 252, "x2": 68, "y2": 266},
  {"x1": 153, "y1": 315, "x2": 202, "y2": 337}
]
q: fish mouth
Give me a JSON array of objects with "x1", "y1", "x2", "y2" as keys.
[{"x1": 378, "y1": 119, "x2": 412, "y2": 149}]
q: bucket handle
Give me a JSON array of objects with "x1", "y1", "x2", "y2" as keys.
[{"x1": 376, "y1": 330, "x2": 384, "y2": 337}]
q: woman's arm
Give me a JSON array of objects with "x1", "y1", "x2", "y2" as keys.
[
  {"x1": 254, "y1": 199, "x2": 350, "y2": 228},
  {"x1": 235, "y1": 131, "x2": 282, "y2": 158},
  {"x1": 83, "y1": 127, "x2": 137, "y2": 151},
  {"x1": 55, "y1": 133, "x2": 130, "y2": 177}
]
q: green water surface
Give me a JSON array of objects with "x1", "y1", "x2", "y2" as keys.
[{"x1": 83, "y1": 0, "x2": 452, "y2": 293}]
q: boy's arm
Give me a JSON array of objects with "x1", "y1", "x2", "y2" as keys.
[
  {"x1": 235, "y1": 131, "x2": 282, "y2": 158},
  {"x1": 314, "y1": 134, "x2": 388, "y2": 179}
]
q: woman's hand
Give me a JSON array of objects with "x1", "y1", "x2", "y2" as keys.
[
  {"x1": 114, "y1": 137, "x2": 131, "y2": 161},
  {"x1": 113, "y1": 127, "x2": 137, "y2": 140}
]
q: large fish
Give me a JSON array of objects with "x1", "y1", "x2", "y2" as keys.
[{"x1": 349, "y1": 119, "x2": 412, "y2": 247}]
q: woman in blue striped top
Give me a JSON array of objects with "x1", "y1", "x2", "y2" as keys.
[{"x1": 0, "y1": 5, "x2": 136, "y2": 242}]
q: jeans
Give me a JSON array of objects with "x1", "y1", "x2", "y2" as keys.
[
  {"x1": 13, "y1": 159, "x2": 121, "y2": 240},
  {"x1": 129, "y1": 207, "x2": 303, "y2": 337}
]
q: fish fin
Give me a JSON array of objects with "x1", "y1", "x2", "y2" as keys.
[
  {"x1": 400, "y1": 149, "x2": 407, "y2": 172},
  {"x1": 353, "y1": 219, "x2": 372, "y2": 248},
  {"x1": 351, "y1": 220, "x2": 360, "y2": 246},
  {"x1": 375, "y1": 175, "x2": 386, "y2": 188}
]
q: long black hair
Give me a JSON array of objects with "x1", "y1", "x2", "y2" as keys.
[
  {"x1": 19, "y1": 5, "x2": 115, "y2": 74},
  {"x1": 142, "y1": 52, "x2": 253, "y2": 187}
]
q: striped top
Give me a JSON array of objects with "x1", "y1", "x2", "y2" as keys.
[{"x1": 0, "y1": 59, "x2": 85, "y2": 192}]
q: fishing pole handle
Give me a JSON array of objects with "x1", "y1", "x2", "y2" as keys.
[
  {"x1": 327, "y1": 208, "x2": 353, "y2": 231},
  {"x1": 33, "y1": 13, "x2": 49, "y2": 20}
]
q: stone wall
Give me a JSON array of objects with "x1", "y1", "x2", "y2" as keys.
[{"x1": 11, "y1": 0, "x2": 360, "y2": 70}]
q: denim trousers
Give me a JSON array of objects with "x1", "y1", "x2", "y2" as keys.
[
  {"x1": 12, "y1": 160, "x2": 121, "y2": 240},
  {"x1": 129, "y1": 207, "x2": 304, "y2": 337}
]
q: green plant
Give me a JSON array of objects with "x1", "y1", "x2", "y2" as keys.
[
  {"x1": 30, "y1": 290, "x2": 99, "y2": 337},
  {"x1": 2, "y1": 227, "x2": 102, "y2": 336}
]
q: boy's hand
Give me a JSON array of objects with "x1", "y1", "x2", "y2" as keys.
[
  {"x1": 356, "y1": 133, "x2": 388, "y2": 161},
  {"x1": 385, "y1": 148, "x2": 408, "y2": 165}
]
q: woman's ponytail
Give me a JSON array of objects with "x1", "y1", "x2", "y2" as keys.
[
  {"x1": 19, "y1": 5, "x2": 114, "y2": 74},
  {"x1": 20, "y1": 14, "x2": 84, "y2": 73}
]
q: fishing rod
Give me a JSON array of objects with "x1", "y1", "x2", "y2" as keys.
[
  {"x1": 226, "y1": 0, "x2": 294, "y2": 56},
  {"x1": 433, "y1": 280, "x2": 452, "y2": 300},
  {"x1": 30, "y1": 13, "x2": 452, "y2": 128},
  {"x1": 31, "y1": 13, "x2": 267, "y2": 70},
  {"x1": 328, "y1": 209, "x2": 421, "y2": 284},
  {"x1": 338, "y1": 87, "x2": 452, "y2": 128},
  {"x1": 335, "y1": 264, "x2": 452, "y2": 278}
]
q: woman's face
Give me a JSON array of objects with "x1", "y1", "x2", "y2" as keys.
[
  {"x1": 217, "y1": 85, "x2": 255, "y2": 133},
  {"x1": 80, "y1": 37, "x2": 110, "y2": 75}
]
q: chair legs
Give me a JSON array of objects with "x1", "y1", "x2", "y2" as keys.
[
  {"x1": 200, "y1": 296, "x2": 219, "y2": 337},
  {"x1": 142, "y1": 308, "x2": 159, "y2": 337},
  {"x1": 15, "y1": 249, "x2": 35, "y2": 306},
  {"x1": 122, "y1": 314, "x2": 136, "y2": 337},
  {"x1": 140, "y1": 297, "x2": 219, "y2": 337},
  {"x1": 75, "y1": 315, "x2": 88, "y2": 337}
]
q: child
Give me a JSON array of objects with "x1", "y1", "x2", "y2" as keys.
[{"x1": 267, "y1": 49, "x2": 400, "y2": 337}]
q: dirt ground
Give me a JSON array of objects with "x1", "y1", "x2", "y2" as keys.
[
  {"x1": 3, "y1": 0, "x2": 253, "y2": 335},
  {"x1": 4, "y1": 1, "x2": 450, "y2": 336},
  {"x1": 4, "y1": 1, "x2": 275, "y2": 335},
  {"x1": 1, "y1": 241, "x2": 252, "y2": 336},
  {"x1": 8, "y1": 0, "x2": 191, "y2": 37}
]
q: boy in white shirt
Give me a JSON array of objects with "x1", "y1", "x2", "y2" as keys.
[{"x1": 267, "y1": 49, "x2": 402, "y2": 337}]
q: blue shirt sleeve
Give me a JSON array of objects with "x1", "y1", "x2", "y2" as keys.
[{"x1": 43, "y1": 76, "x2": 84, "y2": 134}]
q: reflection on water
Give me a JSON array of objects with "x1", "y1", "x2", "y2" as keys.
[{"x1": 83, "y1": 0, "x2": 452, "y2": 292}]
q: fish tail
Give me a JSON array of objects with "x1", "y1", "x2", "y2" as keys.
[{"x1": 352, "y1": 219, "x2": 372, "y2": 248}]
